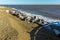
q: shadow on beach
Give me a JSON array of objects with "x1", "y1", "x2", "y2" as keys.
[{"x1": 30, "y1": 25, "x2": 60, "y2": 40}]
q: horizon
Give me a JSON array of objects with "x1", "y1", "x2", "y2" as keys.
[{"x1": 0, "y1": 0, "x2": 60, "y2": 5}]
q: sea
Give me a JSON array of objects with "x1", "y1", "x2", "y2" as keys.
[{"x1": 0, "y1": 5, "x2": 60, "y2": 22}]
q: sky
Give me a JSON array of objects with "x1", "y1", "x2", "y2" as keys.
[{"x1": 0, "y1": 0, "x2": 60, "y2": 5}]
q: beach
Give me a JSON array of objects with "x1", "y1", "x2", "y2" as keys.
[{"x1": 0, "y1": 6, "x2": 60, "y2": 40}]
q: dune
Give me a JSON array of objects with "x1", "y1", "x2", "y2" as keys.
[{"x1": 0, "y1": 7, "x2": 38, "y2": 40}]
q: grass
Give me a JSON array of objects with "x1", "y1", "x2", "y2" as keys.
[{"x1": 0, "y1": 7, "x2": 38, "y2": 40}]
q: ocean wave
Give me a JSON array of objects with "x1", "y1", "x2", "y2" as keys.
[{"x1": 12, "y1": 8, "x2": 60, "y2": 22}]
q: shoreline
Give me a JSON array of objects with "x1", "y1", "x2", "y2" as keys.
[
  {"x1": 0, "y1": 6, "x2": 60, "y2": 22},
  {"x1": 12, "y1": 8, "x2": 60, "y2": 22}
]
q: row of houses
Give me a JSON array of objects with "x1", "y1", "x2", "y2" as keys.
[{"x1": 5, "y1": 9, "x2": 47, "y2": 25}]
